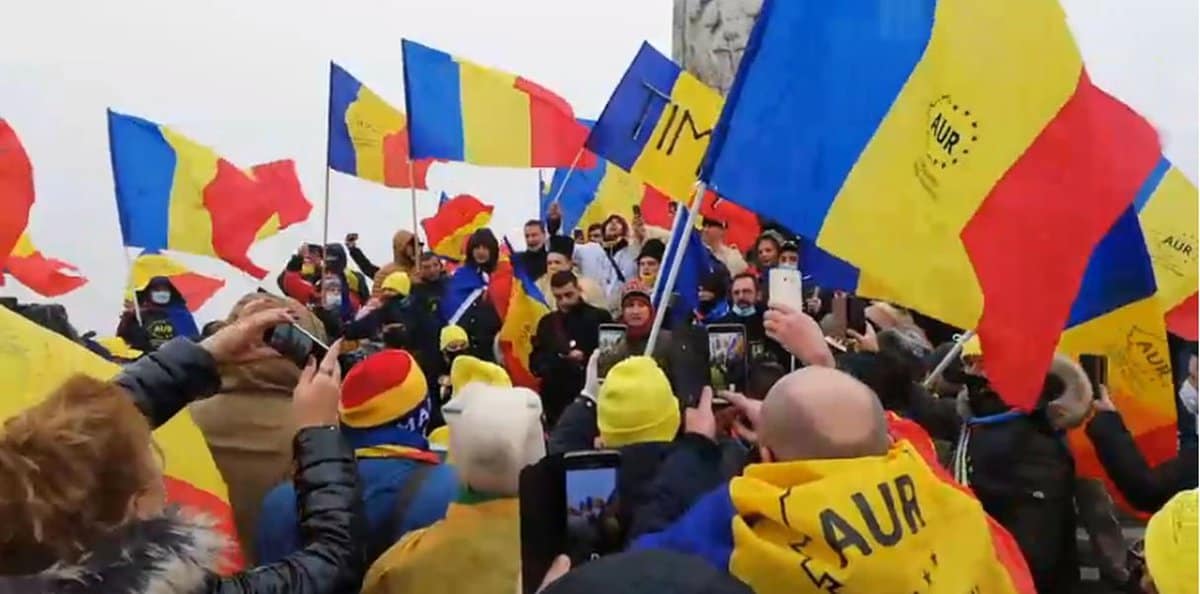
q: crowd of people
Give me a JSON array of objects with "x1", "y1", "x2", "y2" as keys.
[{"x1": 0, "y1": 201, "x2": 1196, "y2": 594}]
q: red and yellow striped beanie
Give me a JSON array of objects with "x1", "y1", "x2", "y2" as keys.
[{"x1": 339, "y1": 349, "x2": 429, "y2": 428}]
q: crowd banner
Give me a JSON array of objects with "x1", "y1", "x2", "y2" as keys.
[{"x1": 645, "y1": 182, "x2": 704, "y2": 355}]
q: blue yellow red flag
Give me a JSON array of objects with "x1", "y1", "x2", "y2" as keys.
[
  {"x1": 1132, "y1": 157, "x2": 1198, "y2": 337},
  {"x1": 540, "y1": 120, "x2": 672, "y2": 234},
  {"x1": 1058, "y1": 208, "x2": 1178, "y2": 511},
  {"x1": 402, "y1": 39, "x2": 593, "y2": 169},
  {"x1": 108, "y1": 110, "x2": 281, "y2": 279},
  {"x1": 498, "y1": 238, "x2": 549, "y2": 390},
  {"x1": 127, "y1": 251, "x2": 226, "y2": 312},
  {"x1": 0, "y1": 306, "x2": 244, "y2": 571},
  {"x1": 700, "y1": 0, "x2": 1163, "y2": 409},
  {"x1": 587, "y1": 42, "x2": 723, "y2": 202},
  {"x1": 327, "y1": 62, "x2": 439, "y2": 189},
  {"x1": 421, "y1": 194, "x2": 494, "y2": 262},
  {"x1": 0, "y1": 119, "x2": 35, "y2": 275}
]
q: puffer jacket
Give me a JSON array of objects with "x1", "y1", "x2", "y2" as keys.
[{"x1": 0, "y1": 338, "x2": 364, "y2": 594}]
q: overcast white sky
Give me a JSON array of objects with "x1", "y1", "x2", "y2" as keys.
[{"x1": 0, "y1": 0, "x2": 1194, "y2": 333}]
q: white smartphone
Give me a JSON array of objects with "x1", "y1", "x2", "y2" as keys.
[{"x1": 768, "y1": 267, "x2": 805, "y2": 311}]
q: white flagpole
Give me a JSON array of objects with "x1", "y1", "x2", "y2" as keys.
[
  {"x1": 922, "y1": 330, "x2": 976, "y2": 389},
  {"x1": 645, "y1": 183, "x2": 704, "y2": 355}
]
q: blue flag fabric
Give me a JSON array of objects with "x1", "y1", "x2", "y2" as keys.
[{"x1": 653, "y1": 207, "x2": 721, "y2": 325}]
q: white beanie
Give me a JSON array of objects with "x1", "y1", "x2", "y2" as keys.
[{"x1": 445, "y1": 383, "x2": 545, "y2": 496}]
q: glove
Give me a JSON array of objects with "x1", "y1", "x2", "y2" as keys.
[{"x1": 581, "y1": 349, "x2": 600, "y2": 402}]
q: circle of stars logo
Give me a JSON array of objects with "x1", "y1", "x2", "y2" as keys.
[{"x1": 925, "y1": 95, "x2": 979, "y2": 170}]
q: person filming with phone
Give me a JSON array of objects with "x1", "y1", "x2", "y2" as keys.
[{"x1": 531, "y1": 271, "x2": 613, "y2": 428}]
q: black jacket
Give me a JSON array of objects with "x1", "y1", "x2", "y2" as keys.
[
  {"x1": 626, "y1": 434, "x2": 725, "y2": 541},
  {"x1": 531, "y1": 303, "x2": 612, "y2": 427},
  {"x1": 1086, "y1": 409, "x2": 1199, "y2": 513},
  {"x1": 112, "y1": 338, "x2": 363, "y2": 593}
]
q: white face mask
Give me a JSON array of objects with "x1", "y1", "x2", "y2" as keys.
[
  {"x1": 323, "y1": 291, "x2": 342, "y2": 309},
  {"x1": 149, "y1": 290, "x2": 171, "y2": 305}
]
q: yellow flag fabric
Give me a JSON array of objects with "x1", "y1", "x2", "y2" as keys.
[
  {"x1": 0, "y1": 307, "x2": 243, "y2": 568},
  {"x1": 726, "y1": 440, "x2": 1031, "y2": 594},
  {"x1": 1137, "y1": 165, "x2": 1198, "y2": 312}
]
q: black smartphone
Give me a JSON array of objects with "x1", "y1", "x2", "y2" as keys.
[
  {"x1": 707, "y1": 323, "x2": 749, "y2": 392},
  {"x1": 596, "y1": 324, "x2": 628, "y2": 381},
  {"x1": 846, "y1": 297, "x2": 869, "y2": 336},
  {"x1": 1079, "y1": 354, "x2": 1108, "y2": 395},
  {"x1": 631, "y1": 204, "x2": 642, "y2": 218},
  {"x1": 562, "y1": 450, "x2": 622, "y2": 565},
  {"x1": 264, "y1": 323, "x2": 329, "y2": 368},
  {"x1": 520, "y1": 454, "x2": 565, "y2": 594}
]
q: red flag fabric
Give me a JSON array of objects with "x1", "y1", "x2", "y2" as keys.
[
  {"x1": 699, "y1": 190, "x2": 761, "y2": 255},
  {"x1": 0, "y1": 119, "x2": 35, "y2": 273},
  {"x1": 5, "y1": 234, "x2": 87, "y2": 297},
  {"x1": 1166, "y1": 292, "x2": 1198, "y2": 341},
  {"x1": 250, "y1": 160, "x2": 312, "y2": 230},
  {"x1": 422, "y1": 194, "x2": 494, "y2": 261}
]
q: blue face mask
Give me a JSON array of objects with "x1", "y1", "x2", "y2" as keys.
[{"x1": 732, "y1": 303, "x2": 756, "y2": 317}]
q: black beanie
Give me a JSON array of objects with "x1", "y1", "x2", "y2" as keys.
[
  {"x1": 638, "y1": 238, "x2": 666, "y2": 263},
  {"x1": 549, "y1": 235, "x2": 575, "y2": 259}
]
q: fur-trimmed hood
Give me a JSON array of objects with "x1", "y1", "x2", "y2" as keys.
[
  {"x1": 0, "y1": 510, "x2": 229, "y2": 594},
  {"x1": 953, "y1": 353, "x2": 1093, "y2": 429}
]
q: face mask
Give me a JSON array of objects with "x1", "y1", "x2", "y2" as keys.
[
  {"x1": 732, "y1": 304, "x2": 756, "y2": 317},
  {"x1": 323, "y1": 291, "x2": 342, "y2": 309},
  {"x1": 149, "y1": 290, "x2": 171, "y2": 305}
]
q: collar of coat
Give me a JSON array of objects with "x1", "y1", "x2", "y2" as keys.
[{"x1": 0, "y1": 508, "x2": 229, "y2": 594}]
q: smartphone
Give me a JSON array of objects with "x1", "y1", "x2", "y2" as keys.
[
  {"x1": 707, "y1": 323, "x2": 749, "y2": 392},
  {"x1": 846, "y1": 297, "x2": 869, "y2": 336},
  {"x1": 596, "y1": 324, "x2": 628, "y2": 381},
  {"x1": 563, "y1": 450, "x2": 622, "y2": 565},
  {"x1": 1079, "y1": 354, "x2": 1108, "y2": 395},
  {"x1": 519, "y1": 450, "x2": 622, "y2": 594},
  {"x1": 767, "y1": 267, "x2": 804, "y2": 311},
  {"x1": 631, "y1": 204, "x2": 642, "y2": 218},
  {"x1": 264, "y1": 322, "x2": 329, "y2": 368}
]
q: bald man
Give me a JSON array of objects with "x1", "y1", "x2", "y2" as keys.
[
  {"x1": 758, "y1": 366, "x2": 891, "y2": 462},
  {"x1": 626, "y1": 367, "x2": 892, "y2": 542}
]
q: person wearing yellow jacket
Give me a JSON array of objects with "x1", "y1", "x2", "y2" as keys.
[{"x1": 362, "y1": 380, "x2": 545, "y2": 594}]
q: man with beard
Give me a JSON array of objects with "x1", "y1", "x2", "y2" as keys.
[
  {"x1": 713, "y1": 273, "x2": 788, "y2": 368},
  {"x1": 531, "y1": 270, "x2": 613, "y2": 428}
]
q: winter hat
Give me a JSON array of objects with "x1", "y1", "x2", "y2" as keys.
[
  {"x1": 380, "y1": 271, "x2": 412, "y2": 296},
  {"x1": 449, "y1": 355, "x2": 512, "y2": 394},
  {"x1": 1042, "y1": 354, "x2": 1094, "y2": 430},
  {"x1": 549, "y1": 235, "x2": 576, "y2": 259},
  {"x1": 598, "y1": 357, "x2": 680, "y2": 447},
  {"x1": 1144, "y1": 489, "x2": 1197, "y2": 594},
  {"x1": 339, "y1": 349, "x2": 429, "y2": 429},
  {"x1": 439, "y1": 324, "x2": 469, "y2": 351},
  {"x1": 444, "y1": 383, "x2": 545, "y2": 495},
  {"x1": 541, "y1": 550, "x2": 753, "y2": 594},
  {"x1": 637, "y1": 239, "x2": 666, "y2": 264},
  {"x1": 699, "y1": 272, "x2": 729, "y2": 300},
  {"x1": 621, "y1": 280, "x2": 653, "y2": 306}
]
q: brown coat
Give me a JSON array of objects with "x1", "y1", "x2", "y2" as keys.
[
  {"x1": 186, "y1": 292, "x2": 323, "y2": 563},
  {"x1": 372, "y1": 230, "x2": 419, "y2": 293}
]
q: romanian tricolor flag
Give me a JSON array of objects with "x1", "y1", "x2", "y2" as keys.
[
  {"x1": 421, "y1": 193, "x2": 494, "y2": 261},
  {"x1": 497, "y1": 240, "x2": 549, "y2": 390},
  {"x1": 635, "y1": 428, "x2": 1035, "y2": 593},
  {"x1": 1059, "y1": 208, "x2": 1179, "y2": 511},
  {"x1": 697, "y1": 191, "x2": 760, "y2": 255},
  {"x1": 701, "y1": 0, "x2": 1163, "y2": 409},
  {"x1": 0, "y1": 119, "x2": 36, "y2": 274},
  {"x1": 402, "y1": 39, "x2": 593, "y2": 169},
  {"x1": 328, "y1": 62, "x2": 439, "y2": 189},
  {"x1": 0, "y1": 307, "x2": 243, "y2": 571},
  {"x1": 249, "y1": 159, "x2": 312, "y2": 240},
  {"x1": 587, "y1": 42, "x2": 723, "y2": 202},
  {"x1": 128, "y1": 252, "x2": 226, "y2": 312},
  {"x1": 539, "y1": 120, "x2": 672, "y2": 234},
  {"x1": 1134, "y1": 158, "x2": 1198, "y2": 339},
  {"x1": 108, "y1": 110, "x2": 283, "y2": 279},
  {"x1": 4, "y1": 233, "x2": 87, "y2": 297}
]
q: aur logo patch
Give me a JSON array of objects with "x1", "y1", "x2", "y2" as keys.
[{"x1": 915, "y1": 95, "x2": 979, "y2": 200}]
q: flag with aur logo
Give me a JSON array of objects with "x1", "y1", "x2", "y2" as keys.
[
  {"x1": 698, "y1": 0, "x2": 1166, "y2": 411},
  {"x1": 586, "y1": 42, "x2": 723, "y2": 202}
]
